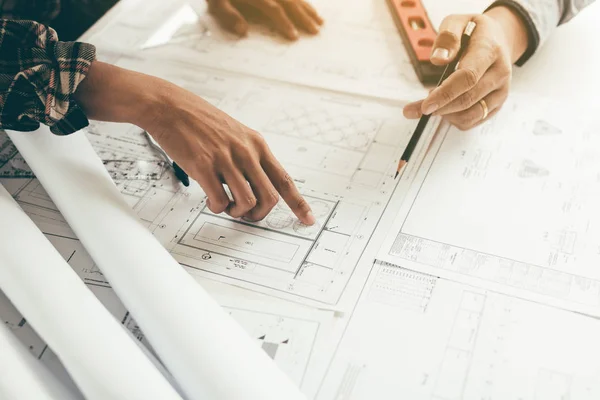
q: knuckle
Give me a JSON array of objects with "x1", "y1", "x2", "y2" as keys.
[
  {"x1": 230, "y1": 137, "x2": 247, "y2": 151},
  {"x1": 230, "y1": 200, "x2": 255, "y2": 217},
  {"x1": 239, "y1": 195, "x2": 257, "y2": 210},
  {"x1": 491, "y1": 41, "x2": 503, "y2": 56},
  {"x1": 208, "y1": 198, "x2": 229, "y2": 213},
  {"x1": 462, "y1": 67, "x2": 479, "y2": 89},
  {"x1": 228, "y1": 208, "x2": 244, "y2": 218},
  {"x1": 439, "y1": 89, "x2": 454, "y2": 105},
  {"x1": 250, "y1": 130, "x2": 268, "y2": 149},
  {"x1": 210, "y1": 146, "x2": 229, "y2": 162},
  {"x1": 294, "y1": 196, "x2": 310, "y2": 213},
  {"x1": 232, "y1": 142, "x2": 254, "y2": 161},
  {"x1": 197, "y1": 151, "x2": 216, "y2": 166},
  {"x1": 499, "y1": 62, "x2": 512, "y2": 78},
  {"x1": 459, "y1": 91, "x2": 475, "y2": 108},
  {"x1": 277, "y1": 173, "x2": 294, "y2": 192},
  {"x1": 266, "y1": 190, "x2": 280, "y2": 207}
]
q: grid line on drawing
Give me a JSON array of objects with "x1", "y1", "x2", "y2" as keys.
[{"x1": 265, "y1": 106, "x2": 380, "y2": 152}]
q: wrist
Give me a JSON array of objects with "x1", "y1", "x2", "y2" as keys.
[{"x1": 484, "y1": 5, "x2": 529, "y2": 63}]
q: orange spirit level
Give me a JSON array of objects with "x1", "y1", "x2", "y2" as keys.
[{"x1": 386, "y1": 0, "x2": 444, "y2": 85}]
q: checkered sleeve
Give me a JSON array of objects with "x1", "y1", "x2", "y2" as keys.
[{"x1": 0, "y1": 19, "x2": 96, "y2": 135}]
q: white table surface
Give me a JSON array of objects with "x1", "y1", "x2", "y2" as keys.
[{"x1": 513, "y1": 1, "x2": 600, "y2": 101}]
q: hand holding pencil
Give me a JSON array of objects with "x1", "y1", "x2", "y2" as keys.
[
  {"x1": 402, "y1": 7, "x2": 530, "y2": 131},
  {"x1": 396, "y1": 20, "x2": 477, "y2": 178}
]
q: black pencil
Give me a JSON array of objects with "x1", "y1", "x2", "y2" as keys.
[
  {"x1": 395, "y1": 20, "x2": 477, "y2": 179},
  {"x1": 143, "y1": 130, "x2": 190, "y2": 186}
]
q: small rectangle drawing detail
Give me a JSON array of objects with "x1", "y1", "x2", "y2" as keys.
[{"x1": 195, "y1": 222, "x2": 300, "y2": 263}]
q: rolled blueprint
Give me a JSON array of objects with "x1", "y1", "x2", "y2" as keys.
[
  {"x1": 6, "y1": 127, "x2": 306, "y2": 400},
  {"x1": 0, "y1": 320, "x2": 80, "y2": 400},
  {"x1": 0, "y1": 184, "x2": 183, "y2": 400}
]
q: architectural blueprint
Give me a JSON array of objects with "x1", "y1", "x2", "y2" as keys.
[
  {"x1": 377, "y1": 96, "x2": 600, "y2": 317},
  {"x1": 7, "y1": 0, "x2": 599, "y2": 397},
  {"x1": 0, "y1": 132, "x2": 32, "y2": 178},
  {"x1": 61, "y1": 57, "x2": 437, "y2": 308},
  {"x1": 317, "y1": 261, "x2": 600, "y2": 400},
  {"x1": 85, "y1": 0, "x2": 425, "y2": 100}
]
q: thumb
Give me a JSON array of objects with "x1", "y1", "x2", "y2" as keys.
[{"x1": 431, "y1": 14, "x2": 473, "y2": 66}]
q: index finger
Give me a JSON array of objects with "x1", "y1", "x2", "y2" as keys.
[
  {"x1": 421, "y1": 29, "x2": 496, "y2": 115},
  {"x1": 261, "y1": 154, "x2": 315, "y2": 225}
]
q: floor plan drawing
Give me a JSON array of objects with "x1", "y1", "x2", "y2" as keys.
[
  {"x1": 34, "y1": 58, "x2": 431, "y2": 307},
  {"x1": 377, "y1": 97, "x2": 600, "y2": 317},
  {"x1": 317, "y1": 263, "x2": 600, "y2": 400}
]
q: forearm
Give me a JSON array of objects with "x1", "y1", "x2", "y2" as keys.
[{"x1": 73, "y1": 61, "x2": 169, "y2": 129}]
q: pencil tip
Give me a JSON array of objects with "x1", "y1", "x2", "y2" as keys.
[{"x1": 395, "y1": 160, "x2": 407, "y2": 179}]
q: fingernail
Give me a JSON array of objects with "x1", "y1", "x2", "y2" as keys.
[
  {"x1": 305, "y1": 211, "x2": 316, "y2": 225},
  {"x1": 423, "y1": 103, "x2": 438, "y2": 115},
  {"x1": 431, "y1": 47, "x2": 449, "y2": 61},
  {"x1": 289, "y1": 29, "x2": 299, "y2": 40}
]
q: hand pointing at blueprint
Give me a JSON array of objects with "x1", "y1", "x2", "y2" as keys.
[{"x1": 74, "y1": 62, "x2": 316, "y2": 225}]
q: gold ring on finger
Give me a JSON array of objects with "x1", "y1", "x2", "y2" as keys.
[{"x1": 479, "y1": 99, "x2": 489, "y2": 120}]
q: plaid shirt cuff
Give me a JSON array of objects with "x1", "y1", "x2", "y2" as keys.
[{"x1": 0, "y1": 19, "x2": 96, "y2": 135}]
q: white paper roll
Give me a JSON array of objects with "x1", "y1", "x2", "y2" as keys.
[
  {"x1": 6, "y1": 127, "x2": 305, "y2": 400},
  {"x1": 0, "y1": 183, "x2": 183, "y2": 400},
  {"x1": 0, "y1": 320, "x2": 80, "y2": 400}
]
